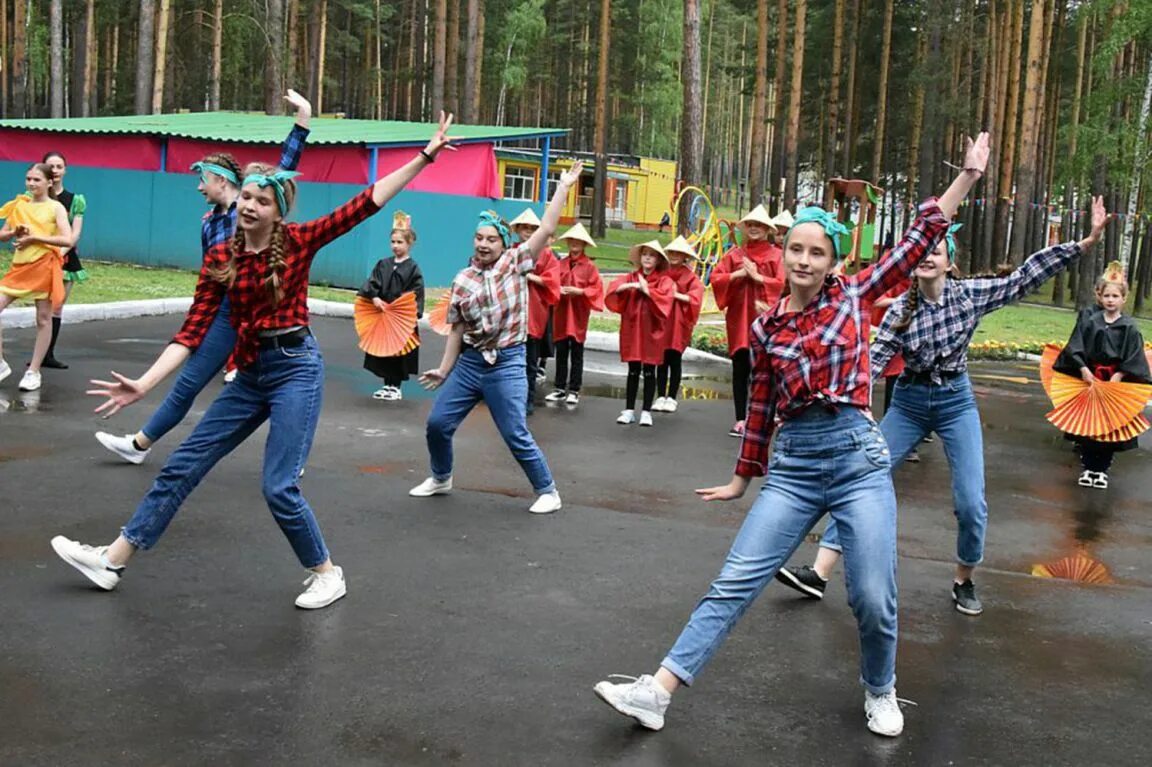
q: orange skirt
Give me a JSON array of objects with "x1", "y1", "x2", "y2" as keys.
[{"x1": 0, "y1": 253, "x2": 65, "y2": 309}]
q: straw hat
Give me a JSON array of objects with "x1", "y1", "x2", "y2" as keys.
[
  {"x1": 664, "y1": 235, "x2": 698, "y2": 260},
  {"x1": 558, "y1": 222, "x2": 597, "y2": 248},
  {"x1": 509, "y1": 208, "x2": 542, "y2": 228},
  {"x1": 770, "y1": 209, "x2": 795, "y2": 230},
  {"x1": 739, "y1": 204, "x2": 776, "y2": 230},
  {"x1": 628, "y1": 239, "x2": 668, "y2": 267}
]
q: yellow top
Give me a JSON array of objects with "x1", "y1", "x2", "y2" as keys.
[{"x1": 0, "y1": 195, "x2": 62, "y2": 265}]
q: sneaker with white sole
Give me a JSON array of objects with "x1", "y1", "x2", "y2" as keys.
[
  {"x1": 50, "y1": 536, "x2": 124, "y2": 591},
  {"x1": 565, "y1": 392, "x2": 580, "y2": 406},
  {"x1": 593, "y1": 674, "x2": 671, "y2": 731},
  {"x1": 639, "y1": 411, "x2": 653, "y2": 427},
  {"x1": 775, "y1": 565, "x2": 828, "y2": 599},
  {"x1": 728, "y1": 420, "x2": 745, "y2": 438},
  {"x1": 95, "y1": 432, "x2": 151, "y2": 465},
  {"x1": 0, "y1": 358, "x2": 11, "y2": 384},
  {"x1": 295, "y1": 565, "x2": 347, "y2": 609},
  {"x1": 864, "y1": 689, "x2": 904, "y2": 736},
  {"x1": 616, "y1": 409, "x2": 636, "y2": 425},
  {"x1": 18, "y1": 369, "x2": 41, "y2": 391},
  {"x1": 528, "y1": 490, "x2": 562, "y2": 514},
  {"x1": 664, "y1": 399, "x2": 678, "y2": 413},
  {"x1": 651, "y1": 396, "x2": 668, "y2": 412},
  {"x1": 952, "y1": 579, "x2": 983, "y2": 615},
  {"x1": 409, "y1": 476, "x2": 453, "y2": 497},
  {"x1": 544, "y1": 389, "x2": 567, "y2": 402}
]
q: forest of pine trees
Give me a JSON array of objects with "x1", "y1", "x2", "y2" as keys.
[{"x1": 1, "y1": 1, "x2": 1151, "y2": 307}]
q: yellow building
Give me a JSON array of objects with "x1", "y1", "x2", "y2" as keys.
[{"x1": 497, "y1": 149, "x2": 677, "y2": 229}]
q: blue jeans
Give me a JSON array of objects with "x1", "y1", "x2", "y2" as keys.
[
  {"x1": 426, "y1": 345, "x2": 556, "y2": 494},
  {"x1": 662, "y1": 407, "x2": 898, "y2": 694},
  {"x1": 142, "y1": 298, "x2": 236, "y2": 443},
  {"x1": 122, "y1": 335, "x2": 330, "y2": 568},
  {"x1": 821, "y1": 372, "x2": 987, "y2": 566}
]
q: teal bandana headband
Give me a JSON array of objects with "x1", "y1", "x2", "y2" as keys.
[
  {"x1": 787, "y1": 206, "x2": 852, "y2": 261},
  {"x1": 190, "y1": 161, "x2": 239, "y2": 186},
  {"x1": 477, "y1": 210, "x2": 511, "y2": 247},
  {"x1": 242, "y1": 170, "x2": 300, "y2": 216},
  {"x1": 945, "y1": 223, "x2": 963, "y2": 262}
]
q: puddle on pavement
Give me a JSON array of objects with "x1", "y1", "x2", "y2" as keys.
[
  {"x1": 574, "y1": 382, "x2": 732, "y2": 401},
  {"x1": 0, "y1": 391, "x2": 48, "y2": 414},
  {"x1": 0, "y1": 445, "x2": 54, "y2": 462}
]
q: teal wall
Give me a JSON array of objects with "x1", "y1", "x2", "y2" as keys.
[{"x1": 0, "y1": 162, "x2": 543, "y2": 289}]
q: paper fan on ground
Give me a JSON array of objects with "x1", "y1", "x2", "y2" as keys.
[
  {"x1": 354, "y1": 292, "x2": 419, "y2": 357},
  {"x1": 1031, "y1": 553, "x2": 1114, "y2": 585},
  {"x1": 427, "y1": 292, "x2": 453, "y2": 336}
]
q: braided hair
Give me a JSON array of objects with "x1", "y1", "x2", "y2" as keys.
[{"x1": 198, "y1": 152, "x2": 243, "y2": 186}]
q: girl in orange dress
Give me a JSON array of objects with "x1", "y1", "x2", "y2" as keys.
[{"x1": 0, "y1": 163, "x2": 73, "y2": 391}]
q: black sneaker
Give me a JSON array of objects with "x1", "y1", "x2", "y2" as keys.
[
  {"x1": 775, "y1": 565, "x2": 827, "y2": 599},
  {"x1": 952, "y1": 579, "x2": 983, "y2": 615}
]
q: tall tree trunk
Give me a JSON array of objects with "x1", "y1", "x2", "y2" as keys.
[
  {"x1": 49, "y1": 0, "x2": 64, "y2": 117},
  {"x1": 748, "y1": 0, "x2": 769, "y2": 206},
  {"x1": 783, "y1": 0, "x2": 806, "y2": 209},
  {"x1": 150, "y1": 0, "x2": 171, "y2": 114},
  {"x1": 992, "y1": 0, "x2": 1024, "y2": 263},
  {"x1": 768, "y1": 0, "x2": 789, "y2": 212},
  {"x1": 431, "y1": 0, "x2": 446, "y2": 116},
  {"x1": 309, "y1": 0, "x2": 329, "y2": 114},
  {"x1": 463, "y1": 0, "x2": 481, "y2": 123},
  {"x1": 840, "y1": 0, "x2": 862, "y2": 179},
  {"x1": 869, "y1": 0, "x2": 894, "y2": 184},
  {"x1": 210, "y1": 0, "x2": 223, "y2": 110},
  {"x1": 678, "y1": 0, "x2": 703, "y2": 233},
  {"x1": 82, "y1": 0, "x2": 96, "y2": 116},
  {"x1": 264, "y1": 0, "x2": 285, "y2": 114},
  {"x1": 1122, "y1": 53, "x2": 1152, "y2": 271},
  {"x1": 1, "y1": 0, "x2": 8, "y2": 117},
  {"x1": 1008, "y1": 0, "x2": 1047, "y2": 264},
  {"x1": 906, "y1": 32, "x2": 926, "y2": 209},
  {"x1": 445, "y1": 0, "x2": 459, "y2": 114},
  {"x1": 823, "y1": 0, "x2": 845, "y2": 182},
  {"x1": 287, "y1": 0, "x2": 300, "y2": 91},
  {"x1": 592, "y1": 0, "x2": 611, "y2": 237},
  {"x1": 134, "y1": 0, "x2": 156, "y2": 115}
]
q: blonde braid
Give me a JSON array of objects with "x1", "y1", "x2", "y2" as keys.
[
  {"x1": 892, "y1": 280, "x2": 920, "y2": 332},
  {"x1": 264, "y1": 222, "x2": 287, "y2": 305},
  {"x1": 208, "y1": 228, "x2": 244, "y2": 288}
]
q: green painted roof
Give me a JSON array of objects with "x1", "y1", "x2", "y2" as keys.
[{"x1": 0, "y1": 111, "x2": 567, "y2": 147}]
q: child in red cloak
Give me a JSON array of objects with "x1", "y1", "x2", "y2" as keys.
[
  {"x1": 708, "y1": 204, "x2": 784, "y2": 437},
  {"x1": 606, "y1": 240, "x2": 676, "y2": 427},
  {"x1": 653, "y1": 235, "x2": 705, "y2": 414},
  {"x1": 510, "y1": 208, "x2": 561, "y2": 415},
  {"x1": 546, "y1": 223, "x2": 604, "y2": 407}
]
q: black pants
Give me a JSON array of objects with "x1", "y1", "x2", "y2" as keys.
[
  {"x1": 731, "y1": 348, "x2": 752, "y2": 421},
  {"x1": 1080, "y1": 445, "x2": 1115, "y2": 472},
  {"x1": 554, "y1": 338, "x2": 585, "y2": 392},
  {"x1": 656, "y1": 349, "x2": 683, "y2": 400},
  {"x1": 626, "y1": 362, "x2": 657, "y2": 411},
  {"x1": 882, "y1": 374, "x2": 897, "y2": 413},
  {"x1": 526, "y1": 335, "x2": 542, "y2": 404}
]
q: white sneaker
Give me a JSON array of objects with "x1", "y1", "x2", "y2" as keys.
[
  {"x1": 528, "y1": 490, "x2": 562, "y2": 514},
  {"x1": 0, "y1": 358, "x2": 11, "y2": 384},
  {"x1": 50, "y1": 535, "x2": 123, "y2": 591},
  {"x1": 223, "y1": 369, "x2": 238, "y2": 383},
  {"x1": 295, "y1": 565, "x2": 346, "y2": 609},
  {"x1": 639, "y1": 411, "x2": 654, "y2": 427},
  {"x1": 18, "y1": 369, "x2": 41, "y2": 391},
  {"x1": 664, "y1": 399, "x2": 678, "y2": 413},
  {"x1": 593, "y1": 674, "x2": 671, "y2": 731},
  {"x1": 864, "y1": 690, "x2": 904, "y2": 737},
  {"x1": 544, "y1": 389, "x2": 567, "y2": 402},
  {"x1": 409, "y1": 476, "x2": 453, "y2": 497},
  {"x1": 565, "y1": 392, "x2": 580, "y2": 406},
  {"x1": 95, "y1": 432, "x2": 151, "y2": 465},
  {"x1": 651, "y1": 396, "x2": 668, "y2": 412},
  {"x1": 616, "y1": 409, "x2": 636, "y2": 425}
]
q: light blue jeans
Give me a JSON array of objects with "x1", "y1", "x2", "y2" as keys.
[
  {"x1": 122, "y1": 335, "x2": 329, "y2": 568},
  {"x1": 426, "y1": 345, "x2": 556, "y2": 494},
  {"x1": 142, "y1": 298, "x2": 235, "y2": 443},
  {"x1": 821, "y1": 372, "x2": 988, "y2": 566},
  {"x1": 662, "y1": 407, "x2": 898, "y2": 694}
]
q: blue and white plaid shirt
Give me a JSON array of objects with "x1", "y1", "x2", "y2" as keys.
[
  {"x1": 198, "y1": 123, "x2": 310, "y2": 254},
  {"x1": 871, "y1": 241, "x2": 1082, "y2": 382}
]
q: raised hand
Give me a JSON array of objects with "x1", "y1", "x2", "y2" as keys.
[
  {"x1": 424, "y1": 111, "x2": 460, "y2": 159},
  {"x1": 1089, "y1": 195, "x2": 1109, "y2": 238},
  {"x1": 560, "y1": 161, "x2": 584, "y2": 187},
  {"x1": 963, "y1": 132, "x2": 991, "y2": 176},
  {"x1": 88, "y1": 372, "x2": 147, "y2": 417},
  {"x1": 284, "y1": 89, "x2": 312, "y2": 118}
]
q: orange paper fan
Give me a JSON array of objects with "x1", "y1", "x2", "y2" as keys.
[
  {"x1": 1031, "y1": 554, "x2": 1114, "y2": 584},
  {"x1": 354, "y1": 293, "x2": 419, "y2": 357},
  {"x1": 1039, "y1": 344, "x2": 1062, "y2": 397},
  {"x1": 427, "y1": 293, "x2": 452, "y2": 336},
  {"x1": 1043, "y1": 373, "x2": 1152, "y2": 439}
]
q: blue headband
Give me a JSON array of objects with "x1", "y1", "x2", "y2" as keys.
[
  {"x1": 190, "y1": 161, "x2": 239, "y2": 186},
  {"x1": 787, "y1": 206, "x2": 852, "y2": 260},
  {"x1": 476, "y1": 210, "x2": 511, "y2": 247},
  {"x1": 945, "y1": 223, "x2": 963, "y2": 262},
  {"x1": 242, "y1": 170, "x2": 300, "y2": 216}
]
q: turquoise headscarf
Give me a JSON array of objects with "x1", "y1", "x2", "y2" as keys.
[
  {"x1": 190, "y1": 161, "x2": 239, "y2": 186},
  {"x1": 786, "y1": 206, "x2": 853, "y2": 261},
  {"x1": 945, "y1": 223, "x2": 963, "y2": 262},
  {"x1": 476, "y1": 210, "x2": 511, "y2": 247},
  {"x1": 241, "y1": 170, "x2": 300, "y2": 216}
]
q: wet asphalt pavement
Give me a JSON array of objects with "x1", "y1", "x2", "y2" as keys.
[{"x1": 1, "y1": 315, "x2": 1150, "y2": 766}]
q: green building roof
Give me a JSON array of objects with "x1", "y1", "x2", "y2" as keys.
[{"x1": 0, "y1": 111, "x2": 567, "y2": 147}]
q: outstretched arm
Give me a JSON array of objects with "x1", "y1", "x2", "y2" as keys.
[
  {"x1": 524, "y1": 161, "x2": 584, "y2": 257},
  {"x1": 937, "y1": 132, "x2": 990, "y2": 220},
  {"x1": 372, "y1": 111, "x2": 458, "y2": 208}
]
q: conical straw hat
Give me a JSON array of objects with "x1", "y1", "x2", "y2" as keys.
[
  {"x1": 509, "y1": 208, "x2": 542, "y2": 228},
  {"x1": 771, "y1": 209, "x2": 795, "y2": 230},
  {"x1": 739, "y1": 204, "x2": 776, "y2": 229},
  {"x1": 628, "y1": 239, "x2": 668, "y2": 266},
  {"x1": 664, "y1": 235, "x2": 698, "y2": 259},
  {"x1": 558, "y1": 222, "x2": 597, "y2": 247}
]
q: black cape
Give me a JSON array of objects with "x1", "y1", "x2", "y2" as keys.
[{"x1": 357, "y1": 257, "x2": 425, "y2": 381}]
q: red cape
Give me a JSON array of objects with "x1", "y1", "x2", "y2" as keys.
[
  {"x1": 606, "y1": 269, "x2": 675, "y2": 364},
  {"x1": 662, "y1": 264, "x2": 705, "y2": 353},
  {"x1": 709, "y1": 240, "x2": 784, "y2": 354},
  {"x1": 527, "y1": 246, "x2": 561, "y2": 339},
  {"x1": 554, "y1": 254, "x2": 604, "y2": 344}
]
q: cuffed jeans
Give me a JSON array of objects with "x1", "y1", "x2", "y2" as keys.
[
  {"x1": 426, "y1": 345, "x2": 556, "y2": 494},
  {"x1": 121, "y1": 335, "x2": 330, "y2": 568},
  {"x1": 662, "y1": 407, "x2": 898, "y2": 694},
  {"x1": 142, "y1": 298, "x2": 235, "y2": 443},
  {"x1": 821, "y1": 372, "x2": 988, "y2": 567}
]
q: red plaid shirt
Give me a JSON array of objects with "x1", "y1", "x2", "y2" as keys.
[
  {"x1": 735, "y1": 199, "x2": 949, "y2": 477},
  {"x1": 173, "y1": 187, "x2": 380, "y2": 368}
]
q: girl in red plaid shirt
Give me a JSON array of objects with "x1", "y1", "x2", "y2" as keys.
[{"x1": 594, "y1": 134, "x2": 990, "y2": 739}]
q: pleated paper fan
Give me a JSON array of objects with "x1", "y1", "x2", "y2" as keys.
[
  {"x1": 427, "y1": 293, "x2": 452, "y2": 336},
  {"x1": 1031, "y1": 553, "x2": 1114, "y2": 584},
  {"x1": 1039, "y1": 344, "x2": 1062, "y2": 397},
  {"x1": 1043, "y1": 373, "x2": 1152, "y2": 438},
  {"x1": 354, "y1": 292, "x2": 419, "y2": 357}
]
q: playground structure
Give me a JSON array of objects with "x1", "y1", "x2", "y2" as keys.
[{"x1": 824, "y1": 178, "x2": 885, "y2": 271}]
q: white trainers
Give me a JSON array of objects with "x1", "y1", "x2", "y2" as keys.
[
  {"x1": 18, "y1": 369, "x2": 41, "y2": 391},
  {"x1": 95, "y1": 432, "x2": 151, "y2": 465},
  {"x1": 664, "y1": 399, "x2": 678, "y2": 413},
  {"x1": 409, "y1": 476, "x2": 453, "y2": 497},
  {"x1": 544, "y1": 389, "x2": 567, "y2": 402},
  {"x1": 651, "y1": 396, "x2": 668, "y2": 412},
  {"x1": 616, "y1": 409, "x2": 636, "y2": 425},
  {"x1": 593, "y1": 674, "x2": 671, "y2": 731},
  {"x1": 565, "y1": 391, "x2": 580, "y2": 406},
  {"x1": 295, "y1": 565, "x2": 346, "y2": 609},
  {"x1": 528, "y1": 490, "x2": 562, "y2": 514},
  {"x1": 0, "y1": 358, "x2": 11, "y2": 384},
  {"x1": 223, "y1": 369, "x2": 238, "y2": 383},
  {"x1": 639, "y1": 411, "x2": 654, "y2": 427},
  {"x1": 372, "y1": 385, "x2": 401, "y2": 401},
  {"x1": 864, "y1": 690, "x2": 904, "y2": 737},
  {"x1": 50, "y1": 535, "x2": 124, "y2": 591}
]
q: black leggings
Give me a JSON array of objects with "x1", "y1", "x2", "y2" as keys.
[
  {"x1": 882, "y1": 374, "x2": 897, "y2": 413},
  {"x1": 553, "y1": 338, "x2": 585, "y2": 392},
  {"x1": 731, "y1": 348, "x2": 752, "y2": 421},
  {"x1": 626, "y1": 362, "x2": 657, "y2": 411},
  {"x1": 656, "y1": 349, "x2": 683, "y2": 400},
  {"x1": 1080, "y1": 445, "x2": 1115, "y2": 473}
]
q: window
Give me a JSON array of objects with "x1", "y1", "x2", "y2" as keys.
[
  {"x1": 546, "y1": 170, "x2": 562, "y2": 199},
  {"x1": 503, "y1": 166, "x2": 537, "y2": 201}
]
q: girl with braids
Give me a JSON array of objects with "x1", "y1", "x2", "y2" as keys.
[
  {"x1": 50, "y1": 113, "x2": 458, "y2": 609},
  {"x1": 776, "y1": 195, "x2": 1110, "y2": 617},
  {"x1": 410, "y1": 161, "x2": 584, "y2": 515},
  {"x1": 592, "y1": 134, "x2": 989, "y2": 739},
  {"x1": 35, "y1": 151, "x2": 87, "y2": 369},
  {"x1": 95, "y1": 90, "x2": 312, "y2": 465},
  {"x1": 0, "y1": 162, "x2": 73, "y2": 392}
]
